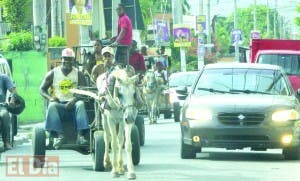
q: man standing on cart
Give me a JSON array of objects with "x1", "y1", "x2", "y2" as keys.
[{"x1": 110, "y1": 3, "x2": 132, "y2": 67}]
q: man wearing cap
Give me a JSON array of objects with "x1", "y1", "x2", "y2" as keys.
[
  {"x1": 40, "y1": 48, "x2": 89, "y2": 149},
  {"x1": 111, "y1": 3, "x2": 132, "y2": 67}
]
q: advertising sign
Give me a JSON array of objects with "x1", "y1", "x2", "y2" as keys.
[
  {"x1": 173, "y1": 24, "x2": 191, "y2": 47},
  {"x1": 68, "y1": 0, "x2": 93, "y2": 25}
]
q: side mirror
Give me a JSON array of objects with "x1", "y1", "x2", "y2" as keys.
[
  {"x1": 176, "y1": 86, "x2": 188, "y2": 100},
  {"x1": 176, "y1": 86, "x2": 188, "y2": 95}
]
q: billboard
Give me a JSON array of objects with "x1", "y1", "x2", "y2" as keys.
[
  {"x1": 67, "y1": 0, "x2": 93, "y2": 25},
  {"x1": 173, "y1": 24, "x2": 191, "y2": 47}
]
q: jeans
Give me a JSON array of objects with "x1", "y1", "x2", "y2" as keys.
[
  {"x1": 115, "y1": 46, "x2": 129, "y2": 66},
  {"x1": 45, "y1": 101, "x2": 89, "y2": 135},
  {"x1": 0, "y1": 107, "x2": 10, "y2": 143}
]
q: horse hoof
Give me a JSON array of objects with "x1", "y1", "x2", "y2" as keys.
[
  {"x1": 118, "y1": 169, "x2": 125, "y2": 175},
  {"x1": 104, "y1": 162, "x2": 112, "y2": 169},
  {"x1": 111, "y1": 172, "x2": 119, "y2": 178},
  {"x1": 127, "y1": 173, "x2": 136, "y2": 180}
]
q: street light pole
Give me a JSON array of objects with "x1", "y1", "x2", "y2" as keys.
[
  {"x1": 172, "y1": 0, "x2": 186, "y2": 72},
  {"x1": 254, "y1": 0, "x2": 257, "y2": 31},
  {"x1": 266, "y1": 0, "x2": 270, "y2": 37},
  {"x1": 234, "y1": 0, "x2": 239, "y2": 62}
]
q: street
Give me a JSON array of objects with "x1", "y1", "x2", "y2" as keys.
[{"x1": 1, "y1": 117, "x2": 300, "y2": 181}]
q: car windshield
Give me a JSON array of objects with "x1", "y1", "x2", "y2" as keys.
[
  {"x1": 258, "y1": 54, "x2": 300, "y2": 75},
  {"x1": 194, "y1": 68, "x2": 290, "y2": 96},
  {"x1": 169, "y1": 72, "x2": 197, "y2": 87}
]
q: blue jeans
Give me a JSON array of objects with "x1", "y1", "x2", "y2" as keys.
[{"x1": 45, "y1": 101, "x2": 89, "y2": 134}]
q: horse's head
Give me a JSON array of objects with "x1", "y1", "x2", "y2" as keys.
[
  {"x1": 114, "y1": 69, "x2": 139, "y2": 124},
  {"x1": 143, "y1": 71, "x2": 156, "y2": 91}
]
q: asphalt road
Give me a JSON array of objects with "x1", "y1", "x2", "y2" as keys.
[{"x1": 1, "y1": 118, "x2": 300, "y2": 181}]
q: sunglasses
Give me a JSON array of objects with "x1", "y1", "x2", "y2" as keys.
[{"x1": 103, "y1": 54, "x2": 112, "y2": 58}]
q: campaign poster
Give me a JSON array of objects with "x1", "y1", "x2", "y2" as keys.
[
  {"x1": 155, "y1": 19, "x2": 170, "y2": 46},
  {"x1": 173, "y1": 24, "x2": 191, "y2": 47},
  {"x1": 68, "y1": 0, "x2": 93, "y2": 25}
]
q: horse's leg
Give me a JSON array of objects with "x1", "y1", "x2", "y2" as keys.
[
  {"x1": 124, "y1": 123, "x2": 136, "y2": 179},
  {"x1": 117, "y1": 121, "x2": 125, "y2": 175},
  {"x1": 102, "y1": 112, "x2": 111, "y2": 169},
  {"x1": 108, "y1": 118, "x2": 119, "y2": 178},
  {"x1": 152, "y1": 97, "x2": 157, "y2": 124}
]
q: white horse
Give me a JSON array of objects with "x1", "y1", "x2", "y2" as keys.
[
  {"x1": 142, "y1": 70, "x2": 164, "y2": 124},
  {"x1": 100, "y1": 67, "x2": 139, "y2": 179}
]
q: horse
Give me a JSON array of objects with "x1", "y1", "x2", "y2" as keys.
[
  {"x1": 100, "y1": 67, "x2": 139, "y2": 179},
  {"x1": 142, "y1": 70, "x2": 164, "y2": 124}
]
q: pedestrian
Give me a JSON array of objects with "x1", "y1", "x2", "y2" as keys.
[{"x1": 91, "y1": 39, "x2": 104, "y2": 82}]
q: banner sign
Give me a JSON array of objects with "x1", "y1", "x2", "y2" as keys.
[
  {"x1": 196, "y1": 15, "x2": 206, "y2": 34},
  {"x1": 68, "y1": 0, "x2": 93, "y2": 25},
  {"x1": 173, "y1": 24, "x2": 191, "y2": 47},
  {"x1": 155, "y1": 19, "x2": 170, "y2": 46}
]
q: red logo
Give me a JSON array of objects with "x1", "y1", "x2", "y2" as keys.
[{"x1": 6, "y1": 156, "x2": 59, "y2": 177}]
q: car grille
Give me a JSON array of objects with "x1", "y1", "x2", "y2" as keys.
[
  {"x1": 214, "y1": 135, "x2": 269, "y2": 141},
  {"x1": 218, "y1": 113, "x2": 265, "y2": 125}
]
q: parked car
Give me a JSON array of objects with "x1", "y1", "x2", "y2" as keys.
[
  {"x1": 169, "y1": 71, "x2": 199, "y2": 122},
  {"x1": 179, "y1": 63, "x2": 300, "y2": 160}
]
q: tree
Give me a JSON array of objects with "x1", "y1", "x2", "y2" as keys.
[
  {"x1": 295, "y1": 5, "x2": 300, "y2": 31},
  {"x1": 213, "y1": 5, "x2": 281, "y2": 57},
  {"x1": 0, "y1": 0, "x2": 31, "y2": 32}
]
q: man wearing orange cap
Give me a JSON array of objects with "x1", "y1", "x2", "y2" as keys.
[{"x1": 40, "y1": 48, "x2": 89, "y2": 149}]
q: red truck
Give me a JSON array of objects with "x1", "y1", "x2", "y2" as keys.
[{"x1": 250, "y1": 39, "x2": 300, "y2": 92}]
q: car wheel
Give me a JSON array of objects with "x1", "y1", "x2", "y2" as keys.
[
  {"x1": 181, "y1": 139, "x2": 196, "y2": 159},
  {"x1": 173, "y1": 102, "x2": 180, "y2": 122},
  {"x1": 32, "y1": 125, "x2": 46, "y2": 168},
  {"x1": 283, "y1": 146, "x2": 300, "y2": 160},
  {"x1": 164, "y1": 110, "x2": 172, "y2": 119},
  {"x1": 131, "y1": 125, "x2": 140, "y2": 165},
  {"x1": 92, "y1": 131, "x2": 105, "y2": 171},
  {"x1": 135, "y1": 115, "x2": 145, "y2": 146}
]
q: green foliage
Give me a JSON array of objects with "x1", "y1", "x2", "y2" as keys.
[
  {"x1": 0, "y1": 0, "x2": 30, "y2": 32},
  {"x1": 2, "y1": 32, "x2": 33, "y2": 51},
  {"x1": 48, "y1": 36, "x2": 67, "y2": 47},
  {"x1": 295, "y1": 5, "x2": 300, "y2": 30}
]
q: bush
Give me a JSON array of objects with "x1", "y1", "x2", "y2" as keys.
[
  {"x1": 2, "y1": 31, "x2": 33, "y2": 51},
  {"x1": 48, "y1": 36, "x2": 66, "y2": 47}
]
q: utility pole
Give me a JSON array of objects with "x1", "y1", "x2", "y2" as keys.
[
  {"x1": 253, "y1": 0, "x2": 257, "y2": 30},
  {"x1": 207, "y1": 0, "x2": 211, "y2": 54},
  {"x1": 197, "y1": 0, "x2": 204, "y2": 70},
  {"x1": 234, "y1": 0, "x2": 239, "y2": 62},
  {"x1": 274, "y1": 0, "x2": 278, "y2": 38},
  {"x1": 266, "y1": 0, "x2": 270, "y2": 37},
  {"x1": 112, "y1": 0, "x2": 121, "y2": 37},
  {"x1": 172, "y1": 0, "x2": 186, "y2": 72}
]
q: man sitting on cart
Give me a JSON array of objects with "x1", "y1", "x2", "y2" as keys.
[{"x1": 40, "y1": 48, "x2": 89, "y2": 149}]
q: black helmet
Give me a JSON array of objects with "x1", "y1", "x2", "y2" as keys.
[{"x1": 7, "y1": 94, "x2": 25, "y2": 115}]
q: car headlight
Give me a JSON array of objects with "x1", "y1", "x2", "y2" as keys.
[
  {"x1": 185, "y1": 108, "x2": 212, "y2": 121},
  {"x1": 272, "y1": 109, "x2": 299, "y2": 122}
]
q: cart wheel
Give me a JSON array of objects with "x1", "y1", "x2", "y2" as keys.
[
  {"x1": 92, "y1": 131, "x2": 105, "y2": 171},
  {"x1": 173, "y1": 102, "x2": 180, "y2": 122},
  {"x1": 32, "y1": 125, "x2": 46, "y2": 168},
  {"x1": 135, "y1": 115, "x2": 145, "y2": 146},
  {"x1": 131, "y1": 125, "x2": 140, "y2": 165}
]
